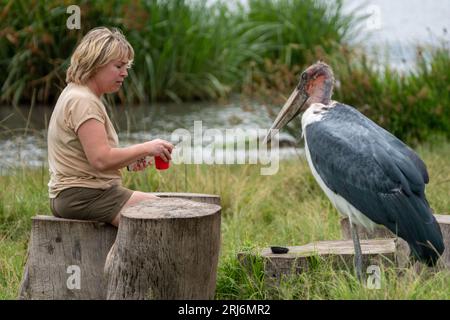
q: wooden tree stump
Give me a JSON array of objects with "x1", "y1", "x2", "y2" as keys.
[
  {"x1": 19, "y1": 193, "x2": 220, "y2": 300},
  {"x1": 152, "y1": 192, "x2": 220, "y2": 205},
  {"x1": 340, "y1": 217, "x2": 410, "y2": 266},
  {"x1": 18, "y1": 215, "x2": 117, "y2": 299},
  {"x1": 105, "y1": 198, "x2": 221, "y2": 300},
  {"x1": 238, "y1": 239, "x2": 397, "y2": 285},
  {"x1": 340, "y1": 214, "x2": 450, "y2": 268},
  {"x1": 340, "y1": 217, "x2": 394, "y2": 240},
  {"x1": 434, "y1": 214, "x2": 450, "y2": 267}
]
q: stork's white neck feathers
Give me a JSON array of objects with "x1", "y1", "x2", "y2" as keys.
[{"x1": 301, "y1": 101, "x2": 337, "y2": 133}]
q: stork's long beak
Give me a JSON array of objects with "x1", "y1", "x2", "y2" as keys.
[{"x1": 264, "y1": 88, "x2": 308, "y2": 144}]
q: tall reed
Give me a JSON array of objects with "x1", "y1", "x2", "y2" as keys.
[{"x1": 0, "y1": 0, "x2": 363, "y2": 104}]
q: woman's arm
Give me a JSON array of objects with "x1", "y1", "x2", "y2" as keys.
[{"x1": 77, "y1": 118, "x2": 173, "y2": 172}]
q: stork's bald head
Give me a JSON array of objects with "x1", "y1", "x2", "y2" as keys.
[{"x1": 264, "y1": 61, "x2": 335, "y2": 144}]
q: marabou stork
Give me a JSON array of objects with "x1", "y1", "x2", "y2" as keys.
[{"x1": 265, "y1": 62, "x2": 444, "y2": 280}]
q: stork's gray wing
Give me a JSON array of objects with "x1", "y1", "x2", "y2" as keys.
[{"x1": 304, "y1": 103, "x2": 443, "y2": 265}]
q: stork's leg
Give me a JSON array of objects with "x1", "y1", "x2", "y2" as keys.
[{"x1": 350, "y1": 222, "x2": 363, "y2": 283}]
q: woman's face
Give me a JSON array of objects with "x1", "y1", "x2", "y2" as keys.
[{"x1": 90, "y1": 59, "x2": 129, "y2": 95}]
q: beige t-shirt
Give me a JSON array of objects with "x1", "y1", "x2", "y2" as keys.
[{"x1": 47, "y1": 83, "x2": 122, "y2": 198}]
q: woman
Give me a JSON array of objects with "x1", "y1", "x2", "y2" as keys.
[{"x1": 48, "y1": 27, "x2": 173, "y2": 227}]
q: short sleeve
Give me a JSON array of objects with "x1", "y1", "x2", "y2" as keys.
[{"x1": 65, "y1": 97, "x2": 106, "y2": 133}]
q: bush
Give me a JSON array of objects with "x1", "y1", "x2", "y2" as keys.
[{"x1": 0, "y1": 0, "x2": 362, "y2": 104}]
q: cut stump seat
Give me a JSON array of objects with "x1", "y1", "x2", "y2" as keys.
[
  {"x1": 19, "y1": 216, "x2": 117, "y2": 299},
  {"x1": 105, "y1": 198, "x2": 221, "y2": 299},
  {"x1": 19, "y1": 192, "x2": 221, "y2": 300},
  {"x1": 238, "y1": 239, "x2": 398, "y2": 284},
  {"x1": 239, "y1": 214, "x2": 450, "y2": 284},
  {"x1": 340, "y1": 214, "x2": 450, "y2": 268},
  {"x1": 436, "y1": 214, "x2": 450, "y2": 267}
]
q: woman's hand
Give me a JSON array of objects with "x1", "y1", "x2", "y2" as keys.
[
  {"x1": 133, "y1": 157, "x2": 152, "y2": 171},
  {"x1": 144, "y1": 139, "x2": 174, "y2": 162}
]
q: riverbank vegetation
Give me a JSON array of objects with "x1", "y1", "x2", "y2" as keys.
[
  {"x1": 1, "y1": 0, "x2": 449, "y2": 143},
  {"x1": 0, "y1": 0, "x2": 358, "y2": 104}
]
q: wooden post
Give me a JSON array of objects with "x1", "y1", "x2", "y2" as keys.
[
  {"x1": 340, "y1": 214, "x2": 450, "y2": 268},
  {"x1": 434, "y1": 214, "x2": 450, "y2": 267},
  {"x1": 105, "y1": 198, "x2": 221, "y2": 300},
  {"x1": 18, "y1": 216, "x2": 117, "y2": 299},
  {"x1": 340, "y1": 217, "x2": 393, "y2": 240}
]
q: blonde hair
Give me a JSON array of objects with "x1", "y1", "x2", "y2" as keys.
[{"x1": 66, "y1": 27, "x2": 134, "y2": 84}]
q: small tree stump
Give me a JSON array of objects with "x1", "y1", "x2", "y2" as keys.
[
  {"x1": 105, "y1": 198, "x2": 221, "y2": 300},
  {"x1": 238, "y1": 239, "x2": 397, "y2": 285},
  {"x1": 340, "y1": 214, "x2": 450, "y2": 267},
  {"x1": 340, "y1": 217, "x2": 410, "y2": 266},
  {"x1": 152, "y1": 192, "x2": 220, "y2": 205},
  {"x1": 340, "y1": 217, "x2": 394, "y2": 240},
  {"x1": 434, "y1": 214, "x2": 450, "y2": 267},
  {"x1": 18, "y1": 215, "x2": 117, "y2": 299}
]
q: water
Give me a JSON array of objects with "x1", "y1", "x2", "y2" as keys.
[
  {"x1": 342, "y1": 0, "x2": 450, "y2": 71},
  {"x1": 343, "y1": 0, "x2": 449, "y2": 44},
  {"x1": 0, "y1": 99, "x2": 300, "y2": 171}
]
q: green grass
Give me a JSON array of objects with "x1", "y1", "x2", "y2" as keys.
[{"x1": 1, "y1": 140, "x2": 449, "y2": 299}]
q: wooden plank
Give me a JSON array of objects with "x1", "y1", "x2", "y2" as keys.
[{"x1": 239, "y1": 239, "x2": 398, "y2": 284}]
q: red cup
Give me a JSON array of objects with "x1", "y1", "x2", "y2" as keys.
[{"x1": 154, "y1": 156, "x2": 170, "y2": 170}]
